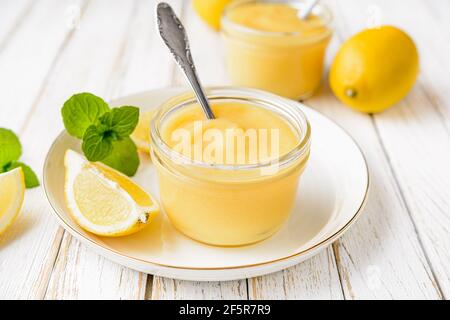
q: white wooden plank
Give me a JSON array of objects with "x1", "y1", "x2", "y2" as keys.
[
  {"x1": 372, "y1": 0, "x2": 450, "y2": 297},
  {"x1": 152, "y1": 278, "x2": 248, "y2": 300},
  {"x1": 291, "y1": 0, "x2": 442, "y2": 299},
  {"x1": 0, "y1": 0, "x2": 85, "y2": 132},
  {"x1": 323, "y1": 0, "x2": 448, "y2": 299},
  {"x1": 43, "y1": 0, "x2": 185, "y2": 300},
  {"x1": 0, "y1": 0, "x2": 148, "y2": 300},
  {"x1": 376, "y1": 51, "x2": 450, "y2": 297},
  {"x1": 0, "y1": 0, "x2": 86, "y2": 300},
  {"x1": 249, "y1": 248, "x2": 344, "y2": 300},
  {"x1": 45, "y1": 232, "x2": 146, "y2": 300},
  {"x1": 106, "y1": 0, "x2": 183, "y2": 98},
  {"x1": 0, "y1": 0, "x2": 34, "y2": 50},
  {"x1": 376, "y1": 1, "x2": 450, "y2": 299},
  {"x1": 309, "y1": 85, "x2": 441, "y2": 299}
]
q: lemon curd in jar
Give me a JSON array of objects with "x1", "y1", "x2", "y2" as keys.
[
  {"x1": 150, "y1": 88, "x2": 310, "y2": 246},
  {"x1": 222, "y1": 0, "x2": 333, "y2": 100}
]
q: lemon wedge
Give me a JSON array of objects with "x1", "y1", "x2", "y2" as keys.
[
  {"x1": 131, "y1": 109, "x2": 155, "y2": 154},
  {"x1": 0, "y1": 167, "x2": 25, "y2": 235},
  {"x1": 64, "y1": 150, "x2": 158, "y2": 237}
]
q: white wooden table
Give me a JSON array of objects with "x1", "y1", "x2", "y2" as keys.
[{"x1": 0, "y1": 0, "x2": 448, "y2": 300}]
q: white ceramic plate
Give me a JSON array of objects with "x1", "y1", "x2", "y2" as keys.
[{"x1": 43, "y1": 87, "x2": 369, "y2": 281}]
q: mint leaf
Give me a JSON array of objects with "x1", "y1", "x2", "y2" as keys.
[
  {"x1": 0, "y1": 128, "x2": 22, "y2": 168},
  {"x1": 0, "y1": 128, "x2": 39, "y2": 188},
  {"x1": 7, "y1": 162, "x2": 40, "y2": 188},
  {"x1": 82, "y1": 125, "x2": 113, "y2": 161},
  {"x1": 62, "y1": 93, "x2": 110, "y2": 139},
  {"x1": 60, "y1": 92, "x2": 142, "y2": 176},
  {"x1": 102, "y1": 137, "x2": 140, "y2": 176},
  {"x1": 99, "y1": 106, "x2": 139, "y2": 139}
]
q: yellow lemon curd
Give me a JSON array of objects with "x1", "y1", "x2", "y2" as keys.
[
  {"x1": 222, "y1": 0, "x2": 332, "y2": 100},
  {"x1": 150, "y1": 89, "x2": 310, "y2": 246},
  {"x1": 161, "y1": 103, "x2": 298, "y2": 165}
]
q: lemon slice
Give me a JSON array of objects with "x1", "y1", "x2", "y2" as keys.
[
  {"x1": 0, "y1": 167, "x2": 25, "y2": 235},
  {"x1": 131, "y1": 109, "x2": 155, "y2": 154},
  {"x1": 64, "y1": 150, "x2": 159, "y2": 237}
]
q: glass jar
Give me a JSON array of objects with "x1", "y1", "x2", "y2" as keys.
[
  {"x1": 221, "y1": 0, "x2": 333, "y2": 100},
  {"x1": 150, "y1": 87, "x2": 311, "y2": 246}
]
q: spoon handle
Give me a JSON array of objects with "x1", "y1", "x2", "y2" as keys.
[{"x1": 156, "y1": 2, "x2": 215, "y2": 119}]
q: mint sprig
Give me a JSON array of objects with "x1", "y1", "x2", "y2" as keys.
[
  {"x1": 0, "y1": 128, "x2": 40, "y2": 188},
  {"x1": 61, "y1": 93, "x2": 140, "y2": 176}
]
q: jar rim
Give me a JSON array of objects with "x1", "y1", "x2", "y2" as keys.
[
  {"x1": 221, "y1": 0, "x2": 333, "y2": 38},
  {"x1": 150, "y1": 86, "x2": 311, "y2": 171}
]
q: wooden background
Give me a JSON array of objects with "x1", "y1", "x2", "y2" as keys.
[{"x1": 0, "y1": 0, "x2": 448, "y2": 300}]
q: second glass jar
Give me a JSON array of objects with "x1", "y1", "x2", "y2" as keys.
[{"x1": 221, "y1": 0, "x2": 333, "y2": 100}]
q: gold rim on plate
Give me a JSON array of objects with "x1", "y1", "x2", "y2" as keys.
[{"x1": 43, "y1": 88, "x2": 369, "y2": 271}]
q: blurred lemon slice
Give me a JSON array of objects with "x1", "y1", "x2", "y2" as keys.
[
  {"x1": 64, "y1": 150, "x2": 159, "y2": 237},
  {"x1": 0, "y1": 167, "x2": 25, "y2": 235},
  {"x1": 131, "y1": 109, "x2": 155, "y2": 154}
]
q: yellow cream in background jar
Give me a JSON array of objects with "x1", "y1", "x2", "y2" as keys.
[
  {"x1": 222, "y1": 0, "x2": 333, "y2": 100},
  {"x1": 150, "y1": 88, "x2": 310, "y2": 246}
]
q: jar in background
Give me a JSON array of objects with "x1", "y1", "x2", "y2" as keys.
[{"x1": 222, "y1": 0, "x2": 333, "y2": 100}]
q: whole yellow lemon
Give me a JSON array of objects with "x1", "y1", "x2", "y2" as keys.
[
  {"x1": 193, "y1": 0, "x2": 232, "y2": 30},
  {"x1": 329, "y1": 26, "x2": 419, "y2": 113}
]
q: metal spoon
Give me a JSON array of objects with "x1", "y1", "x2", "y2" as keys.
[
  {"x1": 156, "y1": 2, "x2": 215, "y2": 119},
  {"x1": 299, "y1": 0, "x2": 319, "y2": 20}
]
